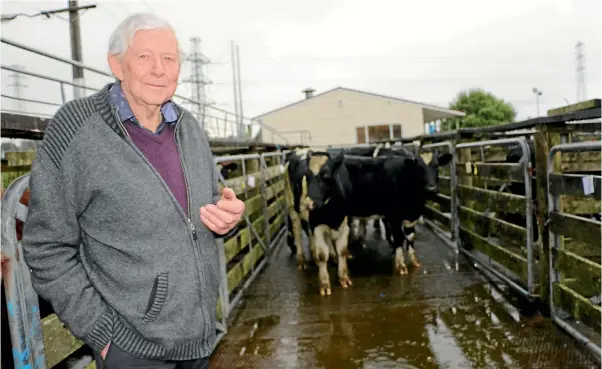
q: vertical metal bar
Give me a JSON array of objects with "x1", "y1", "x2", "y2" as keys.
[
  {"x1": 520, "y1": 139, "x2": 535, "y2": 295},
  {"x1": 259, "y1": 154, "x2": 271, "y2": 248},
  {"x1": 450, "y1": 141, "x2": 459, "y2": 250},
  {"x1": 1, "y1": 175, "x2": 47, "y2": 369},
  {"x1": 213, "y1": 159, "x2": 231, "y2": 323},
  {"x1": 59, "y1": 82, "x2": 66, "y2": 103}
]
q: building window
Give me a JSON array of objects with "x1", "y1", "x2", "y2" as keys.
[
  {"x1": 356, "y1": 124, "x2": 402, "y2": 143},
  {"x1": 356, "y1": 127, "x2": 367, "y2": 143}
]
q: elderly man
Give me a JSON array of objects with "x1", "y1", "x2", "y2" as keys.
[{"x1": 21, "y1": 13, "x2": 244, "y2": 369}]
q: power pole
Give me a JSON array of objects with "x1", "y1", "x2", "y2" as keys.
[
  {"x1": 68, "y1": 0, "x2": 85, "y2": 99},
  {"x1": 230, "y1": 41, "x2": 240, "y2": 137},
  {"x1": 235, "y1": 44, "x2": 244, "y2": 138},
  {"x1": 230, "y1": 41, "x2": 244, "y2": 138},
  {"x1": 183, "y1": 37, "x2": 211, "y2": 127},
  {"x1": 8, "y1": 65, "x2": 27, "y2": 112},
  {"x1": 575, "y1": 41, "x2": 587, "y2": 102}
]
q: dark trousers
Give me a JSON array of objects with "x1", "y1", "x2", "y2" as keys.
[{"x1": 93, "y1": 343, "x2": 209, "y2": 369}]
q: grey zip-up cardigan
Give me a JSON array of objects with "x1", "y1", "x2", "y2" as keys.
[{"x1": 22, "y1": 83, "x2": 231, "y2": 360}]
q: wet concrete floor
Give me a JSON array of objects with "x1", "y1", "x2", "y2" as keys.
[{"x1": 209, "y1": 225, "x2": 599, "y2": 369}]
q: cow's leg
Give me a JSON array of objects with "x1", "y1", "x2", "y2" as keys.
[
  {"x1": 390, "y1": 219, "x2": 408, "y2": 275},
  {"x1": 286, "y1": 215, "x2": 296, "y2": 253},
  {"x1": 403, "y1": 219, "x2": 421, "y2": 268},
  {"x1": 313, "y1": 225, "x2": 332, "y2": 295},
  {"x1": 357, "y1": 218, "x2": 368, "y2": 247},
  {"x1": 334, "y1": 217, "x2": 352, "y2": 288},
  {"x1": 383, "y1": 218, "x2": 394, "y2": 245},
  {"x1": 373, "y1": 218, "x2": 381, "y2": 237},
  {"x1": 290, "y1": 211, "x2": 306, "y2": 270}
]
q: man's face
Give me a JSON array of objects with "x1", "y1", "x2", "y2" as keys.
[{"x1": 109, "y1": 28, "x2": 180, "y2": 106}]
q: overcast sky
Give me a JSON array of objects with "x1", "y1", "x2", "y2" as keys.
[{"x1": 1, "y1": 0, "x2": 600, "y2": 129}]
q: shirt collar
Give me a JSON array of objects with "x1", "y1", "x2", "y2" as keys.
[{"x1": 109, "y1": 82, "x2": 178, "y2": 124}]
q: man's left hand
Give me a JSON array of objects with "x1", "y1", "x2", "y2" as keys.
[{"x1": 200, "y1": 187, "x2": 245, "y2": 235}]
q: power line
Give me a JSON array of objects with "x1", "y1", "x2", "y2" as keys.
[
  {"x1": 183, "y1": 37, "x2": 212, "y2": 126},
  {"x1": 0, "y1": 3, "x2": 96, "y2": 22},
  {"x1": 575, "y1": 41, "x2": 587, "y2": 102}
]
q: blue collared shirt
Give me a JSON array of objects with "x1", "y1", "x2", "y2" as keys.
[{"x1": 109, "y1": 83, "x2": 178, "y2": 134}]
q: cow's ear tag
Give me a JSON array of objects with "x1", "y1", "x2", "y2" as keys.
[
  {"x1": 473, "y1": 164, "x2": 478, "y2": 175},
  {"x1": 465, "y1": 161, "x2": 472, "y2": 174}
]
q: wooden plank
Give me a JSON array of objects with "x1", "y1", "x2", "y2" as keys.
[
  {"x1": 561, "y1": 195, "x2": 601, "y2": 214},
  {"x1": 460, "y1": 228, "x2": 528, "y2": 282},
  {"x1": 41, "y1": 313, "x2": 84, "y2": 368},
  {"x1": 438, "y1": 176, "x2": 451, "y2": 196},
  {"x1": 1, "y1": 164, "x2": 32, "y2": 172},
  {"x1": 424, "y1": 205, "x2": 451, "y2": 230},
  {"x1": 428, "y1": 193, "x2": 451, "y2": 208},
  {"x1": 555, "y1": 249, "x2": 601, "y2": 298},
  {"x1": 549, "y1": 212, "x2": 601, "y2": 249},
  {"x1": 457, "y1": 185, "x2": 526, "y2": 214},
  {"x1": 227, "y1": 243, "x2": 265, "y2": 293},
  {"x1": 564, "y1": 239, "x2": 601, "y2": 259},
  {"x1": 456, "y1": 162, "x2": 525, "y2": 182},
  {"x1": 561, "y1": 151, "x2": 601, "y2": 172},
  {"x1": 244, "y1": 194, "x2": 264, "y2": 216},
  {"x1": 221, "y1": 171, "x2": 263, "y2": 196},
  {"x1": 270, "y1": 214, "x2": 284, "y2": 237},
  {"x1": 553, "y1": 283, "x2": 601, "y2": 334},
  {"x1": 547, "y1": 99, "x2": 601, "y2": 116},
  {"x1": 265, "y1": 181, "x2": 284, "y2": 200},
  {"x1": 549, "y1": 173, "x2": 602, "y2": 199},
  {"x1": 459, "y1": 206, "x2": 527, "y2": 247}
]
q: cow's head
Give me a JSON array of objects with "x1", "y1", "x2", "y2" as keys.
[
  {"x1": 416, "y1": 151, "x2": 453, "y2": 194},
  {"x1": 305, "y1": 149, "x2": 350, "y2": 210}
]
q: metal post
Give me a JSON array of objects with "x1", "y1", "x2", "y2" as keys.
[
  {"x1": 235, "y1": 44, "x2": 244, "y2": 138},
  {"x1": 68, "y1": 0, "x2": 85, "y2": 99}
]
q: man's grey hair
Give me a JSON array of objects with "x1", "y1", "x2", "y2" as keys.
[{"x1": 108, "y1": 13, "x2": 184, "y2": 64}]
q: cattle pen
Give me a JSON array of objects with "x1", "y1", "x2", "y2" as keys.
[{"x1": 2, "y1": 100, "x2": 601, "y2": 368}]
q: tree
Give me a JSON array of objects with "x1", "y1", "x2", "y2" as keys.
[{"x1": 443, "y1": 88, "x2": 516, "y2": 131}]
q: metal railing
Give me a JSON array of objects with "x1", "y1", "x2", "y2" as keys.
[
  {"x1": 547, "y1": 141, "x2": 601, "y2": 362},
  {"x1": 1, "y1": 38, "x2": 302, "y2": 146},
  {"x1": 454, "y1": 138, "x2": 536, "y2": 299},
  {"x1": 420, "y1": 141, "x2": 458, "y2": 250},
  {"x1": 1, "y1": 150, "x2": 290, "y2": 368}
]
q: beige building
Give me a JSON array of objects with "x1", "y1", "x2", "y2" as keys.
[{"x1": 252, "y1": 87, "x2": 465, "y2": 147}]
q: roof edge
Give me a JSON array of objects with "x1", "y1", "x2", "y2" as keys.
[{"x1": 252, "y1": 86, "x2": 466, "y2": 120}]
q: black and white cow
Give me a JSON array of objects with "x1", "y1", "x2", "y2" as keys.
[
  {"x1": 283, "y1": 149, "x2": 353, "y2": 295},
  {"x1": 329, "y1": 145, "x2": 452, "y2": 247},
  {"x1": 304, "y1": 149, "x2": 451, "y2": 275}
]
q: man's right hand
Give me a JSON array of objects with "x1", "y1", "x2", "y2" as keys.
[{"x1": 100, "y1": 342, "x2": 110, "y2": 359}]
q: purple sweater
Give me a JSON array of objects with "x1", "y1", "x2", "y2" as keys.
[
  {"x1": 124, "y1": 123, "x2": 188, "y2": 215},
  {"x1": 109, "y1": 83, "x2": 188, "y2": 215}
]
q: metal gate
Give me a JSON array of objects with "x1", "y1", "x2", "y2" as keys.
[
  {"x1": 212, "y1": 152, "x2": 289, "y2": 347},
  {"x1": 1, "y1": 150, "x2": 290, "y2": 368},
  {"x1": 420, "y1": 141, "x2": 458, "y2": 251},
  {"x1": 1, "y1": 175, "x2": 47, "y2": 369},
  {"x1": 455, "y1": 138, "x2": 537, "y2": 299},
  {"x1": 547, "y1": 141, "x2": 601, "y2": 361}
]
